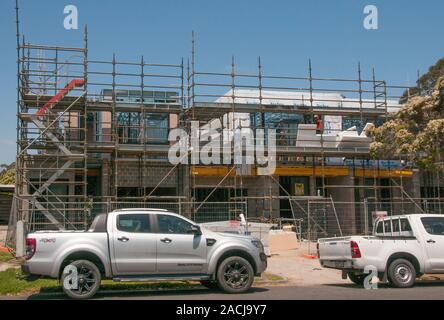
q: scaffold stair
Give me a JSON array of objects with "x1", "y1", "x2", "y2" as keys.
[
  {"x1": 36, "y1": 79, "x2": 85, "y2": 116},
  {"x1": 24, "y1": 79, "x2": 86, "y2": 230}
]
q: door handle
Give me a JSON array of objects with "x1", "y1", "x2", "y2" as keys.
[
  {"x1": 160, "y1": 238, "x2": 172, "y2": 243},
  {"x1": 117, "y1": 236, "x2": 129, "y2": 242},
  {"x1": 427, "y1": 239, "x2": 436, "y2": 244}
]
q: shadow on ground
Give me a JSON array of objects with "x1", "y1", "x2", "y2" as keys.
[
  {"x1": 323, "y1": 279, "x2": 444, "y2": 289},
  {"x1": 26, "y1": 286, "x2": 270, "y2": 300}
]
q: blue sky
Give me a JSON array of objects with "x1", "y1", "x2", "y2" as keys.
[{"x1": 0, "y1": 0, "x2": 443, "y2": 164}]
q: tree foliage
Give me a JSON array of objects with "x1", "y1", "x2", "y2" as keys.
[
  {"x1": 370, "y1": 77, "x2": 444, "y2": 169},
  {"x1": 0, "y1": 163, "x2": 15, "y2": 185},
  {"x1": 400, "y1": 57, "x2": 444, "y2": 103}
]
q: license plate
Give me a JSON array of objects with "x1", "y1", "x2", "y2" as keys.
[
  {"x1": 323, "y1": 260, "x2": 348, "y2": 269},
  {"x1": 335, "y1": 261, "x2": 345, "y2": 268}
]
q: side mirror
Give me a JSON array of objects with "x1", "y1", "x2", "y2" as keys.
[{"x1": 190, "y1": 225, "x2": 202, "y2": 235}]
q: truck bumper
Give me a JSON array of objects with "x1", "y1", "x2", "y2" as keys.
[
  {"x1": 320, "y1": 260, "x2": 353, "y2": 270},
  {"x1": 256, "y1": 252, "x2": 268, "y2": 275},
  {"x1": 21, "y1": 260, "x2": 55, "y2": 278}
]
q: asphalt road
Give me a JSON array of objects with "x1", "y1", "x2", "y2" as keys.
[{"x1": 19, "y1": 281, "x2": 444, "y2": 300}]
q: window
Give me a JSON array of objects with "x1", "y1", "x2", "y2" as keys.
[
  {"x1": 392, "y1": 218, "x2": 400, "y2": 233},
  {"x1": 157, "y1": 214, "x2": 193, "y2": 234},
  {"x1": 400, "y1": 218, "x2": 412, "y2": 232},
  {"x1": 384, "y1": 220, "x2": 392, "y2": 234},
  {"x1": 117, "y1": 214, "x2": 151, "y2": 233},
  {"x1": 252, "y1": 112, "x2": 304, "y2": 146},
  {"x1": 144, "y1": 113, "x2": 168, "y2": 144},
  {"x1": 117, "y1": 112, "x2": 141, "y2": 144},
  {"x1": 399, "y1": 218, "x2": 414, "y2": 237},
  {"x1": 117, "y1": 187, "x2": 140, "y2": 197},
  {"x1": 376, "y1": 221, "x2": 383, "y2": 234},
  {"x1": 421, "y1": 217, "x2": 444, "y2": 236}
]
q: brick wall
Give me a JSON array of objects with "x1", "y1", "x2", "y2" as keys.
[{"x1": 117, "y1": 161, "x2": 177, "y2": 188}]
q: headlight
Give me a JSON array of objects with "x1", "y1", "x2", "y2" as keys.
[{"x1": 251, "y1": 240, "x2": 264, "y2": 252}]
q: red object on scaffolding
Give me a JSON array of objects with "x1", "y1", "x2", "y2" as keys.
[
  {"x1": 314, "y1": 115, "x2": 324, "y2": 134},
  {"x1": 36, "y1": 79, "x2": 85, "y2": 116}
]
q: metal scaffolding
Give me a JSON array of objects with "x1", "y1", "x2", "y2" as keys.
[{"x1": 9, "y1": 1, "x2": 442, "y2": 238}]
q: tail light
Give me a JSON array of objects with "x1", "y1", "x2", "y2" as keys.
[
  {"x1": 316, "y1": 242, "x2": 320, "y2": 258},
  {"x1": 25, "y1": 238, "x2": 36, "y2": 260},
  {"x1": 350, "y1": 241, "x2": 361, "y2": 258}
]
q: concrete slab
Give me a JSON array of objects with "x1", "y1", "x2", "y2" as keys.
[{"x1": 266, "y1": 247, "x2": 349, "y2": 286}]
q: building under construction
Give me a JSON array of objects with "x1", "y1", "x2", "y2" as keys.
[{"x1": 10, "y1": 22, "x2": 444, "y2": 241}]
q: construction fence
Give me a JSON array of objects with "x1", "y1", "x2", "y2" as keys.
[
  {"x1": 7, "y1": 196, "x2": 248, "y2": 233},
  {"x1": 6, "y1": 195, "x2": 444, "y2": 249},
  {"x1": 285, "y1": 198, "x2": 444, "y2": 241}
]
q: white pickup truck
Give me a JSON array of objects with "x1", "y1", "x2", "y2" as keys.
[{"x1": 318, "y1": 214, "x2": 444, "y2": 288}]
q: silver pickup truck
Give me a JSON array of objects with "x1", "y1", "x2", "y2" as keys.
[{"x1": 22, "y1": 208, "x2": 267, "y2": 299}]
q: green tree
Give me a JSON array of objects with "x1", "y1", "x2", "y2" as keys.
[
  {"x1": 0, "y1": 163, "x2": 15, "y2": 185},
  {"x1": 370, "y1": 77, "x2": 444, "y2": 169},
  {"x1": 400, "y1": 57, "x2": 444, "y2": 103}
]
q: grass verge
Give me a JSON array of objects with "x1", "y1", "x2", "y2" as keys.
[
  {"x1": 39, "y1": 280, "x2": 203, "y2": 294},
  {"x1": 0, "y1": 251, "x2": 15, "y2": 263},
  {"x1": 0, "y1": 268, "x2": 56, "y2": 295},
  {"x1": 255, "y1": 272, "x2": 286, "y2": 282},
  {"x1": 0, "y1": 268, "x2": 286, "y2": 296}
]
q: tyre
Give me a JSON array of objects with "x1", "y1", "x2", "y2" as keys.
[
  {"x1": 200, "y1": 280, "x2": 219, "y2": 290},
  {"x1": 387, "y1": 258, "x2": 416, "y2": 288},
  {"x1": 216, "y1": 256, "x2": 254, "y2": 294},
  {"x1": 61, "y1": 259, "x2": 101, "y2": 299},
  {"x1": 347, "y1": 272, "x2": 366, "y2": 286}
]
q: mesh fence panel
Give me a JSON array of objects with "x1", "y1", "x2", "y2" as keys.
[
  {"x1": 284, "y1": 198, "x2": 443, "y2": 241},
  {"x1": 100, "y1": 201, "x2": 247, "y2": 224},
  {"x1": 7, "y1": 196, "x2": 444, "y2": 240},
  {"x1": 192, "y1": 202, "x2": 247, "y2": 223}
]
